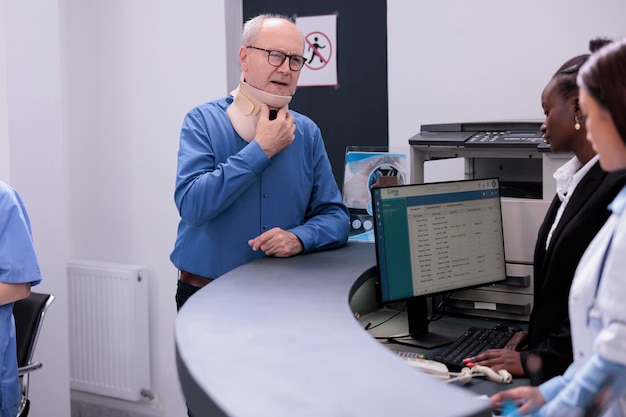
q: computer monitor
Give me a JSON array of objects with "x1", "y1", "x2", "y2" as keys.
[{"x1": 371, "y1": 177, "x2": 507, "y2": 348}]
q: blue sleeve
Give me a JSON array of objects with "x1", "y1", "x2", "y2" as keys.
[
  {"x1": 538, "y1": 362, "x2": 576, "y2": 404},
  {"x1": 0, "y1": 186, "x2": 42, "y2": 286},
  {"x1": 537, "y1": 355, "x2": 626, "y2": 417},
  {"x1": 175, "y1": 106, "x2": 271, "y2": 226},
  {"x1": 289, "y1": 128, "x2": 349, "y2": 252}
]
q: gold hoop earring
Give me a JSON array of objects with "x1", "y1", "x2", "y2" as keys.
[{"x1": 574, "y1": 116, "x2": 581, "y2": 131}]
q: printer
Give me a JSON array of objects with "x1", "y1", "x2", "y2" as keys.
[{"x1": 409, "y1": 121, "x2": 570, "y2": 322}]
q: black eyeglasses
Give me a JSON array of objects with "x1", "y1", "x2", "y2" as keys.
[{"x1": 246, "y1": 46, "x2": 307, "y2": 71}]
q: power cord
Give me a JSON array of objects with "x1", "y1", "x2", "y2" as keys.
[
  {"x1": 365, "y1": 303, "x2": 407, "y2": 332},
  {"x1": 368, "y1": 294, "x2": 454, "y2": 343}
]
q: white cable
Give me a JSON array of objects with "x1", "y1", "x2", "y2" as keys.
[
  {"x1": 443, "y1": 367, "x2": 473, "y2": 384},
  {"x1": 442, "y1": 366, "x2": 512, "y2": 385}
]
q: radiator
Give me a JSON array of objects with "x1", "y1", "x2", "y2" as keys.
[{"x1": 67, "y1": 260, "x2": 151, "y2": 402}]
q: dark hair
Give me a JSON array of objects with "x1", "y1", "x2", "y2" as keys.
[
  {"x1": 578, "y1": 38, "x2": 626, "y2": 145},
  {"x1": 552, "y1": 37, "x2": 613, "y2": 100}
]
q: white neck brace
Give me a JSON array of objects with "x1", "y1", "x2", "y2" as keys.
[{"x1": 226, "y1": 77, "x2": 292, "y2": 142}]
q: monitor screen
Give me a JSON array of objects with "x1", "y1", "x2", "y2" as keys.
[{"x1": 371, "y1": 178, "x2": 507, "y2": 347}]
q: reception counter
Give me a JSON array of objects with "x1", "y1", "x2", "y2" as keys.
[{"x1": 175, "y1": 243, "x2": 493, "y2": 417}]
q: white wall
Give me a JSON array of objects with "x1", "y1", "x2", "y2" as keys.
[
  {"x1": 0, "y1": 1, "x2": 8, "y2": 180},
  {"x1": 2, "y1": 1, "x2": 625, "y2": 417},
  {"x1": 3, "y1": 0, "x2": 232, "y2": 416},
  {"x1": 1, "y1": 1, "x2": 71, "y2": 416},
  {"x1": 387, "y1": 0, "x2": 626, "y2": 157},
  {"x1": 61, "y1": 1, "x2": 230, "y2": 415}
]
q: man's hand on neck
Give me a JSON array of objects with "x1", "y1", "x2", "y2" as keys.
[{"x1": 255, "y1": 104, "x2": 296, "y2": 158}]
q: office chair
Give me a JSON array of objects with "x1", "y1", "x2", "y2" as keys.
[{"x1": 13, "y1": 292, "x2": 55, "y2": 417}]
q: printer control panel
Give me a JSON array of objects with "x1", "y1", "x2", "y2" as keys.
[{"x1": 465, "y1": 131, "x2": 544, "y2": 148}]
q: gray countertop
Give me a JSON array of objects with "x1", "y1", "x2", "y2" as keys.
[{"x1": 175, "y1": 242, "x2": 492, "y2": 417}]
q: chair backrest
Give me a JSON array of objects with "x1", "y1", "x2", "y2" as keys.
[{"x1": 14, "y1": 292, "x2": 55, "y2": 368}]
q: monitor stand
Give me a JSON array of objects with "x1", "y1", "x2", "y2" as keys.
[{"x1": 404, "y1": 297, "x2": 455, "y2": 349}]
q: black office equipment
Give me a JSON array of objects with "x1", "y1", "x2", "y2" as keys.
[
  {"x1": 411, "y1": 121, "x2": 544, "y2": 148},
  {"x1": 371, "y1": 178, "x2": 507, "y2": 348},
  {"x1": 464, "y1": 131, "x2": 544, "y2": 148},
  {"x1": 409, "y1": 121, "x2": 547, "y2": 200},
  {"x1": 432, "y1": 324, "x2": 520, "y2": 372}
]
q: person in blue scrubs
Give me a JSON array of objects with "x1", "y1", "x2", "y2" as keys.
[
  {"x1": 491, "y1": 38, "x2": 626, "y2": 417},
  {"x1": 0, "y1": 181, "x2": 42, "y2": 417},
  {"x1": 170, "y1": 14, "x2": 349, "y2": 310}
]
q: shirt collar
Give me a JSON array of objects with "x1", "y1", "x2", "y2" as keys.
[{"x1": 553, "y1": 155, "x2": 599, "y2": 201}]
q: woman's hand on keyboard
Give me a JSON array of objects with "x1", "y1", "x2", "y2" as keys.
[
  {"x1": 504, "y1": 331, "x2": 528, "y2": 350},
  {"x1": 464, "y1": 349, "x2": 525, "y2": 377}
]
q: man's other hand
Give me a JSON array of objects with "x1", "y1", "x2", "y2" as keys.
[{"x1": 248, "y1": 227, "x2": 304, "y2": 257}]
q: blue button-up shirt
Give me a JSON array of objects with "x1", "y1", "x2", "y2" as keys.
[{"x1": 170, "y1": 97, "x2": 349, "y2": 279}]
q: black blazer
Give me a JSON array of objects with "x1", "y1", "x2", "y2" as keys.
[{"x1": 521, "y1": 161, "x2": 626, "y2": 385}]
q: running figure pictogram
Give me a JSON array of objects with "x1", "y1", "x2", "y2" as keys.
[{"x1": 308, "y1": 36, "x2": 327, "y2": 64}]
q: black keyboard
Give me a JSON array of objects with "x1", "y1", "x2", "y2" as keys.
[{"x1": 432, "y1": 324, "x2": 520, "y2": 372}]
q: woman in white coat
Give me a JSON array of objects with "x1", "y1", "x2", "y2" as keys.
[{"x1": 491, "y1": 38, "x2": 626, "y2": 417}]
